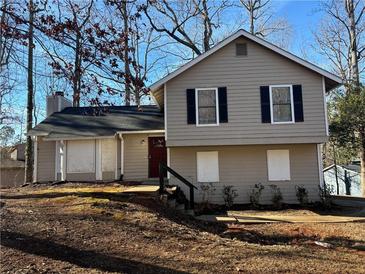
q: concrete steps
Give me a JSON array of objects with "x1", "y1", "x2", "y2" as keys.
[{"x1": 161, "y1": 185, "x2": 195, "y2": 216}]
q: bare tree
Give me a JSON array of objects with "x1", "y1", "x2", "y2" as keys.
[
  {"x1": 39, "y1": 0, "x2": 95, "y2": 107},
  {"x1": 143, "y1": 0, "x2": 231, "y2": 56},
  {"x1": 24, "y1": 0, "x2": 35, "y2": 183},
  {"x1": 238, "y1": 0, "x2": 292, "y2": 47},
  {"x1": 0, "y1": 0, "x2": 21, "y2": 125},
  {"x1": 315, "y1": 0, "x2": 365, "y2": 89}
]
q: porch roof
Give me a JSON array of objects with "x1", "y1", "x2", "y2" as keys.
[{"x1": 28, "y1": 105, "x2": 164, "y2": 139}]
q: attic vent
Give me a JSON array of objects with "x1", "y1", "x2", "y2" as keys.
[{"x1": 236, "y1": 43, "x2": 247, "y2": 56}]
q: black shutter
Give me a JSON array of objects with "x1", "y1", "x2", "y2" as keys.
[
  {"x1": 260, "y1": 86, "x2": 271, "y2": 123},
  {"x1": 293, "y1": 85, "x2": 304, "y2": 122},
  {"x1": 186, "y1": 89, "x2": 196, "y2": 124},
  {"x1": 218, "y1": 87, "x2": 228, "y2": 123}
]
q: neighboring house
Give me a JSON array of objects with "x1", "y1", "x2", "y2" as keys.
[
  {"x1": 10, "y1": 143, "x2": 25, "y2": 161},
  {"x1": 29, "y1": 29, "x2": 342, "y2": 204},
  {"x1": 324, "y1": 163, "x2": 361, "y2": 197},
  {"x1": 0, "y1": 144, "x2": 25, "y2": 188}
]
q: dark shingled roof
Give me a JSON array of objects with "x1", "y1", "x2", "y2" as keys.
[{"x1": 29, "y1": 105, "x2": 164, "y2": 138}]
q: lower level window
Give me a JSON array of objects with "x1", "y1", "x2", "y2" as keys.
[
  {"x1": 267, "y1": 150, "x2": 290, "y2": 181},
  {"x1": 197, "y1": 151, "x2": 219, "y2": 182}
]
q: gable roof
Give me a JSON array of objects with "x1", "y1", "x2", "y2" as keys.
[
  {"x1": 150, "y1": 29, "x2": 342, "y2": 94},
  {"x1": 28, "y1": 105, "x2": 164, "y2": 139}
]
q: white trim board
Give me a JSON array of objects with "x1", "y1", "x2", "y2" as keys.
[
  {"x1": 33, "y1": 137, "x2": 38, "y2": 182},
  {"x1": 150, "y1": 29, "x2": 342, "y2": 93},
  {"x1": 44, "y1": 135, "x2": 116, "y2": 141},
  {"x1": 164, "y1": 83, "x2": 167, "y2": 141},
  {"x1": 317, "y1": 144, "x2": 324, "y2": 188},
  {"x1": 322, "y1": 76, "x2": 329, "y2": 136},
  {"x1": 117, "y1": 130, "x2": 165, "y2": 134}
]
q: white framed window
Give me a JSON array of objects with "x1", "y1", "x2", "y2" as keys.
[
  {"x1": 267, "y1": 150, "x2": 291, "y2": 181},
  {"x1": 197, "y1": 151, "x2": 219, "y2": 182},
  {"x1": 195, "y1": 88, "x2": 219, "y2": 126},
  {"x1": 269, "y1": 85, "x2": 294, "y2": 124}
]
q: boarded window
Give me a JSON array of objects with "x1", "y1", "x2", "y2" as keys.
[
  {"x1": 197, "y1": 88, "x2": 218, "y2": 125},
  {"x1": 236, "y1": 43, "x2": 247, "y2": 56},
  {"x1": 101, "y1": 139, "x2": 116, "y2": 172},
  {"x1": 67, "y1": 140, "x2": 95, "y2": 173},
  {"x1": 270, "y1": 85, "x2": 294, "y2": 123},
  {"x1": 267, "y1": 150, "x2": 290, "y2": 181},
  {"x1": 197, "y1": 151, "x2": 219, "y2": 182}
]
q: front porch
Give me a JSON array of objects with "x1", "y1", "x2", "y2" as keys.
[{"x1": 34, "y1": 131, "x2": 167, "y2": 183}]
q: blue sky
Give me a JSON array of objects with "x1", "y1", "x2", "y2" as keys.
[{"x1": 278, "y1": 0, "x2": 324, "y2": 58}]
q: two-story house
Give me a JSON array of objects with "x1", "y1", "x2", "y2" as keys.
[{"x1": 29, "y1": 30, "x2": 342, "y2": 204}]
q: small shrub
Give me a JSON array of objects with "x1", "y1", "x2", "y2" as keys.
[
  {"x1": 295, "y1": 185, "x2": 309, "y2": 206},
  {"x1": 319, "y1": 184, "x2": 334, "y2": 210},
  {"x1": 200, "y1": 182, "x2": 216, "y2": 209},
  {"x1": 270, "y1": 185, "x2": 283, "y2": 209},
  {"x1": 249, "y1": 183, "x2": 264, "y2": 209},
  {"x1": 222, "y1": 185, "x2": 238, "y2": 209}
]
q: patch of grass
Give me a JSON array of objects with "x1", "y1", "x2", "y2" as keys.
[
  {"x1": 33, "y1": 186, "x2": 125, "y2": 194},
  {"x1": 113, "y1": 212, "x2": 125, "y2": 220}
]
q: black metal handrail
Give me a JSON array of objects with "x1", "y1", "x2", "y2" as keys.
[{"x1": 159, "y1": 162, "x2": 197, "y2": 209}]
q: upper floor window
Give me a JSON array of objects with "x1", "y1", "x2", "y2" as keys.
[
  {"x1": 196, "y1": 88, "x2": 219, "y2": 126},
  {"x1": 270, "y1": 85, "x2": 294, "y2": 124}
]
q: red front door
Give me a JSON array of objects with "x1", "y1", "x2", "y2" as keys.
[{"x1": 148, "y1": 137, "x2": 167, "y2": 178}]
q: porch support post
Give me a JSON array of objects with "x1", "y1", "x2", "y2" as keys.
[
  {"x1": 167, "y1": 147, "x2": 170, "y2": 179},
  {"x1": 33, "y1": 136, "x2": 38, "y2": 182},
  {"x1": 115, "y1": 136, "x2": 119, "y2": 180},
  {"x1": 95, "y1": 139, "x2": 102, "y2": 180},
  {"x1": 61, "y1": 140, "x2": 66, "y2": 181},
  {"x1": 120, "y1": 134, "x2": 124, "y2": 178}
]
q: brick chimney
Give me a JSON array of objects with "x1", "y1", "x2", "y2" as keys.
[{"x1": 46, "y1": 92, "x2": 72, "y2": 117}]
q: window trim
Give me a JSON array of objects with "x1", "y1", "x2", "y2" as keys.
[
  {"x1": 195, "y1": 87, "x2": 220, "y2": 127},
  {"x1": 269, "y1": 84, "x2": 295, "y2": 124}
]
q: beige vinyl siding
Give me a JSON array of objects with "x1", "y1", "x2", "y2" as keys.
[
  {"x1": 37, "y1": 138, "x2": 56, "y2": 182},
  {"x1": 166, "y1": 37, "x2": 327, "y2": 147},
  {"x1": 123, "y1": 133, "x2": 165, "y2": 180},
  {"x1": 123, "y1": 134, "x2": 149, "y2": 180},
  {"x1": 169, "y1": 144, "x2": 320, "y2": 204}
]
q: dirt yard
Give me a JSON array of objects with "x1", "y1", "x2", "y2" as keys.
[{"x1": 1, "y1": 183, "x2": 365, "y2": 273}]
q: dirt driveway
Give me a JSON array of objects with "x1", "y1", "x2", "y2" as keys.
[{"x1": 1, "y1": 183, "x2": 365, "y2": 273}]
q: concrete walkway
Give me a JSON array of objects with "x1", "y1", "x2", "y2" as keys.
[
  {"x1": 196, "y1": 213, "x2": 365, "y2": 224},
  {"x1": 122, "y1": 185, "x2": 160, "y2": 194}
]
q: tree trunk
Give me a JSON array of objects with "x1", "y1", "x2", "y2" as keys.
[
  {"x1": 25, "y1": 0, "x2": 34, "y2": 183},
  {"x1": 202, "y1": 0, "x2": 211, "y2": 52},
  {"x1": 249, "y1": 8, "x2": 254, "y2": 34},
  {"x1": 73, "y1": 31, "x2": 81, "y2": 107},
  {"x1": 122, "y1": 0, "x2": 131, "y2": 106},
  {"x1": 346, "y1": 0, "x2": 360, "y2": 90},
  {"x1": 361, "y1": 130, "x2": 365, "y2": 197}
]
